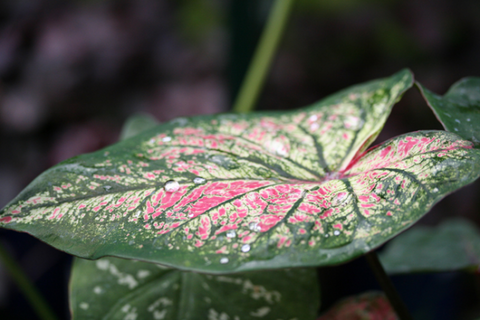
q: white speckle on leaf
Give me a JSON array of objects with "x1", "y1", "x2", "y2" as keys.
[
  {"x1": 153, "y1": 310, "x2": 167, "y2": 319},
  {"x1": 162, "y1": 136, "x2": 172, "y2": 142},
  {"x1": 137, "y1": 270, "x2": 151, "y2": 279},
  {"x1": 455, "y1": 119, "x2": 461, "y2": 123},
  {"x1": 121, "y1": 304, "x2": 131, "y2": 313},
  {"x1": 93, "y1": 286, "x2": 103, "y2": 294},
  {"x1": 79, "y1": 302, "x2": 89, "y2": 310},
  {"x1": 241, "y1": 244, "x2": 251, "y2": 252},
  {"x1": 467, "y1": 118, "x2": 471, "y2": 122},
  {"x1": 334, "y1": 230, "x2": 340, "y2": 236},
  {"x1": 454, "y1": 128, "x2": 459, "y2": 131},
  {"x1": 148, "y1": 298, "x2": 172, "y2": 312},
  {"x1": 250, "y1": 307, "x2": 270, "y2": 317},
  {"x1": 96, "y1": 260, "x2": 109, "y2": 270},
  {"x1": 309, "y1": 114, "x2": 318, "y2": 122}
]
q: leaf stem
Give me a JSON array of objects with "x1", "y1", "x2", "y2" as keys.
[
  {"x1": 0, "y1": 241, "x2": 58, "y2": 320},
  {"x1": 365, "y1": 251, "x2": 413, "y2": 320},
  {"x1": 232, "y1": 0, "x2": 294, "y2": 113}
]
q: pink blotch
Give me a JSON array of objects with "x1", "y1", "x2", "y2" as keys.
[
  {"x1": 0, "y1": 216, "x2": 12, "y2": 223},
  {"x1": 194, "y1": 240, "x2": 204, "y2": 247},
  {"x1": 78, "y1": 204, "x2": 86, "y2": 209},
  {"x1": 319, "y1": 209, "x2": 333, "y2": 219},
  {"x1": 145, "y1": 224, "x2": 151, "y2": 229},
  {"x1": 333, "y1": 224, "x2": 343, "y2": 230}
]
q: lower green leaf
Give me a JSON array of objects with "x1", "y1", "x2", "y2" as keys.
[
  {"x1": 69, "y1": 257, "x2": 320, "y2": 320},
  {"x1": 379, "y1": 218, "x2": 480, "y2": 274}
]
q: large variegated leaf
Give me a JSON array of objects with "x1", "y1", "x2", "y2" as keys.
[
  {"x1": 379, "y1": 218, "x2": 480, "y2": 274},
  {"x1": 69, "y1": 257, "x2": 319, "y2": 320},
  {"x1": 3, "y1": 69, "x2": 480, "y2": 273},
  {"x1": 417, "y1": 78, "x2": 480, "y2": 145}
]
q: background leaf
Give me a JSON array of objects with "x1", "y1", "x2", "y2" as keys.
[
  {"x1": 317, "y1": 292, "x2": 397, "y2": 320},
  {"x1": 69, "y1": 256, "x2": 319, "y2": 320},
  {"x1": 6, "y1": 70, "x2": 480, "y2": 274},
  {"x1": 119, "y1": 113, "x2": 160, "y2": 140},
  {"x1": 417, "y1": 78, "x2": 480, "y2": 145},
  {"x1": 379, "y1": 218, "x2": 480, "y2": 274}
]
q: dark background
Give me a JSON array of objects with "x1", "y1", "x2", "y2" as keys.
[{"x1": 0, "y1": 0, "x2": 479, "y2": 319}]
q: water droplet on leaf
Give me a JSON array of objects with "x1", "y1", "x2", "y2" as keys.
[
  {"x1": 249, "y1": 222, "x2": 261, "y2": 232},
  {"x1": 164, "y1": 180, "x2": 180, "y2": 192},
  {"x1": 193, "y1": 177, "x2": 206, "y2": 184},
  {"x1": 333, "y1": 230, "x2": 340, "y2": 236},
  {"x1": 220, "y1": 257, "x2": 229, "y2": 264},
  {"x1": 432, "y1": 188, "x2": 439, "y2": 193},
  {"x1": 226, "y1": 230, "x2": 236, "y2": 238},
  {"x1": 241, "y1": 244, "x2": 251, "y2": 252},
  {"x1": 344, "y1": 116, "x2": 364, "y2": 131},
  {"x1": 162, "y1": 136, "x2": 172, "y2": 142}
]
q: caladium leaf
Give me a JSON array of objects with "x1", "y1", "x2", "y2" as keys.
[
  {"x1": 69, "y1": 256, "x2": 319, "y2": 320},
  {"x1": 417, "y1": 78, "x2": 480, "y2": 145},
  {"x1": 379, "y1": 218, "x2": 480, "y2": 274},
  {"x1": 2, "y1": 69, "x2": 480, "y2": 273},
  {"x1": 317, "y1": 292, "x2": 397, "y2": 320}
]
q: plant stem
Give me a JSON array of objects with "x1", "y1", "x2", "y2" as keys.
[
  {"x1": 0, "y1": 242, "x2": 58, "y2": 320},
  {"x1": 365, "y1": 251, "x2": 413, "y2": 320},
  {"x1": 232, "y1": 0, "x2": 294, "y2": 113}
]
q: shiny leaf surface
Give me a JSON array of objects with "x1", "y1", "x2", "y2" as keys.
[
  {"x1": 379, "y1": 218, "x2": 480, "y2": 274},
  {"x1": 3, "y1": 70, "x2": 480, "y2": 273},
  {"x1": 417, "y1": 78, "x2": 480, "y2": 145},
  {"x1": 317, "y1": 292, "x2": 397, "y2": 320},
  {"x1": 69, "y1": 257, "x2": 319, "y2": 320}
]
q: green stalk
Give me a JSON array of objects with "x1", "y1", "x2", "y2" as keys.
[
  {"x1": 365, "y1": 251, "x2": 413, "y2": 320},
  {"x1": 232, "y1": 0, "x2": 294, "y2": 113},
  {"x1": 0, "y1": 242, "x2": 58, "y2": 320}
]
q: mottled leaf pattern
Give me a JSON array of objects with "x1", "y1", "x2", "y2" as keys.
[
  {"x1": 2, "y1": 69, "x2": 480, "y2": 273},
  {"x1": 70, "y1": 257, "x2": 319, "y2": 320},
  {"x1": 379, "y1": 218, "x2": 480, "y2": 274},
  {"x1": 417, "y1": 78, "x2": 480, "y2": 145},
  {"x1": 317, "y1": 292, "x2": 397, "y2": 320}
]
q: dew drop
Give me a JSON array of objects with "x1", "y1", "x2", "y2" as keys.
[
  {"x1": 103, "y1": 185, "x2": 112, "y2": 191},
  {"x1": 164, "y1": 180, "x2": 180, "y2": 192},
  {"x1": 271, "y1": 140, "x2": 288, "y2": 157},
  {"x1": 467, "y1": 118, "x2": 471, "y2": 122},
  {"x1": 309, "y1": 114, "x2": 318, "y2": 122},
  {"x1": 226, "y1": 230, "x2": 236, "y2": 238},
  {"x1": 432, "y1": 188, "x2": 439, "y2": 193},
  {"x1": 324, "y1": 234, "x2": 329, "y2": 238},
  {"x1": 332, "y1": 192, "x2": 350, "y2": 206},
  {"x1": 241, "y1": 244, "x2": 251, "y2": 253},
  {"x1": 220, "y1": 257, "x2": 229, "y2": 264},
  {"x1": 162, "y1": 136, "x2": 172, "y2": 142},
  {"x1": 249, "y1": 222, "x2": 261, "y2": 232},
  {"x1": 193, "y1": 177, "x2": 206, "y2": 184},
  {"x1": 333, "y1": 230, "x2": 341, "y2": 236}
]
